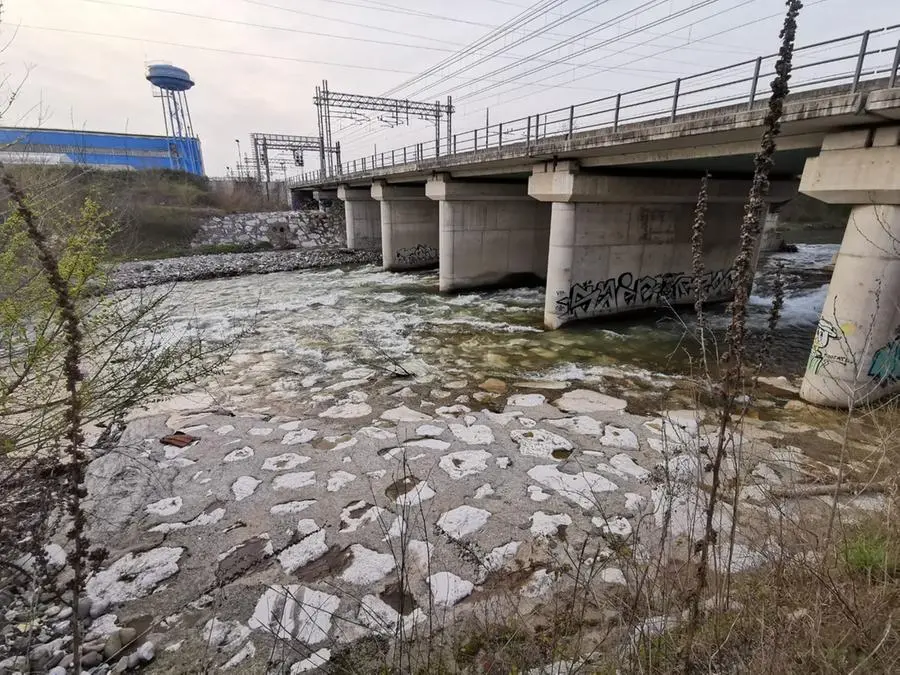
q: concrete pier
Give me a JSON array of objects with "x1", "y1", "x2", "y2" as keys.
[
  {"x1": 528, "y1": 161, "x2": 789, "y2": 329},
  {"x1": 426, "y1": 175, "x2": 551, "y2": 292},
  {"x1": 338, "y1": 185, "x2": 381, "y2": 251},
  {"x1": 799, "y1": 127, "x2": 900, "y2": 407},
  {"x1": 372, "y1": 181, "x2": 439, "y2": 271}
]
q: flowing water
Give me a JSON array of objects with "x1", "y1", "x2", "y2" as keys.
[{"x1": 159, "y1": 243, "x2": 839, "y2": 408}]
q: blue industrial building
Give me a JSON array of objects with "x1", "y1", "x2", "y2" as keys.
[{"x1": 0, "y1": 127, "x2": 205, "y2": 175}]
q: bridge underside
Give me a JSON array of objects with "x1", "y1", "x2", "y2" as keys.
[{"x1": 296, "y1": 86, "x2": 900, "y2": 409}]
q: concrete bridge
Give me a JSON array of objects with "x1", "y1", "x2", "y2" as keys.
[{"x1": 291, "y1": 27, "x2": 900, "y2": 409}]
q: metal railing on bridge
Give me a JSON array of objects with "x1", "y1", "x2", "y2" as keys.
[{"x1": 292, "y1": 25, "x2": 900, "y2": 186}]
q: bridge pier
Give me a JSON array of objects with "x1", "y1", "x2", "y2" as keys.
[
  {"x1": 338, "y1": 185, "x2": 381, "y2": 251},
  {"x1": 372, "y1": 181, "x2": 439, "y2": 271},
  {"x1": 799, "y1": 127, "x2": 900, "y2": 408},
  {"x1": 528, "y1": 161, "x2": 795, "y2": 329},
  {"x1": 426, "y1": 174, "x2": 551, "y2": 292}
]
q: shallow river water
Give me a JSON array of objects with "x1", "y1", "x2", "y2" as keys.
[{"x1": 158, "y1": 243, "x2": 838, "y2": 413}]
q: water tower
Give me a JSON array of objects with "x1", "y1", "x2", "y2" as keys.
[{"x1": 146, "y1": 63, "x2": 203, "y2": 174}]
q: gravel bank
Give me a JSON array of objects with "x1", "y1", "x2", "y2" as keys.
[{"x1": 109, "y1": 248, "x2": 382, "y2": 290}]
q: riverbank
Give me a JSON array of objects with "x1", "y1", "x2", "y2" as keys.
[{"x1": 108, "y1": 248, "x2": 382, "y2": 291}]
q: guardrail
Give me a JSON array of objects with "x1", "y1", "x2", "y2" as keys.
[{"x1": 291, "y1": 24, "x2": 900, "y2": 187}]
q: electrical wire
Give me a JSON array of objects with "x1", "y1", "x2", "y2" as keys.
[
  {"x1": 79, "y1": 0, "x2": 462, "y2": 53},
  {"x1": 15, "y1": 24, "x2": 424, "y2": 75}
]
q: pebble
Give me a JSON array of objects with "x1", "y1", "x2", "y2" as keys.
[
  {"x1": 137, "y1": 641, "x2": 156, "y2": 662},
  {"x1": 77, "y1": 597, "x2": 93, "y2": 619},
  {"x1": 90, "y1": 599, "x2": 110, "y2": 619},
  {"x1": 44, "y1": 604, "x2": 61, "y2": 618},
  {"x1": 49, "y1": 667, "x2": 67, "y2": 675},
  {"x1": 57, "y1": 606, "x2": 73, "y2": 620},
  {"x1": 81, "y1": 650, "x2": 103, "y2": 667},
  {"x1": 110, "y1": 249, "x2": 382, "y2": 291}
]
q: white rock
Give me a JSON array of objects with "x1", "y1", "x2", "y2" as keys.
[
  {"x1": 624, "y1": 492, "x2": 647, "y2": 515},
  {"x1": 339, "y1": 501, "x2": 386, "y2": 533},
  {"x1": 290, "y1": 648, "x2": 332, "y2": 673},
  {"x1": 511, "y1": 429, "x2": 573, "y2": 459},
  {"x1": 273, "y1": 472, "x2": 316, "y2": 490},
  {"x1": 215, "y1": 425, "x2": 236, "y2": 435},
  {"x1": 282, "y1": 429, "x2": 317, "y2": 445},
  {"x1": 296, "y1": 519, "x2": 319, "y2": 537},
  {"x1": 530, "y1": 511, "x2": 572, "y2": 537},
  {"x1": 555, "y1": 389, "x2": 626, "y2": 414},
  {"x1": 527, "y1": 486, "x2": 550, "y2": 502},
  {"x1": 547, "y1": 416, "x2": 603, "y2": 436},
  {"x1": 145, "y1": 496, "x2": 183, "y2": 517},
  {"x1": 278, "y1": 420, "x2": 304, "y2": 431},
  {"x1": 359, "y1": 426, "x2": 396, "y2": 441},
  {"x1": 521, "y1": 569, "x2": 554, "y2": 598},
  {"x1": 395, "y1": 481, "x2": 436, "y2": 506},
  {"x1": 326, "y1": 471, "x2": 357, "y2": 492},
  {"x1": 415, "y1": 424, "x2": 444, "y2": 437},
  {"x1": 149, "y1": 507, "x2": 225, "y2": 533},
  {"x1": 223, "y1": 641, "x2": 256, "y2": 669},
  {"x1": 231, "y1": 476, "x2": 262, "y2": 502},
  {"x1": 449, "y1": 424, "x2": 494, "y2": 445},
  {"x1": 320, "y1": 403, "x2": 373, "y2": 418},
  {"x1": 482, "y1": 542, "x2": 521, "y2": 576},
  {"x1": 592, "y1": 516, "x2": 632, "y2": 538},
  {"x1": 406, "y1": 438, "x2": 451, "y2": 451},
  {"x1": 223, "y1": 446, "x2": 254, "y2": 462},
  {"x1": 278, "y1": 531, "x2": 328, "y2": 572},
  {"x1": 600, "y1": 568, "x2": 627, "y2": 585},
  {"x1": 262, "y1": 453, "x2": 311, "y2": 471},
  {"x1": 86, "y1": 547, "x2": 183, "y2": 605},
  {"x1": 527, "y1": 465, "x2": 618, "y2": 509},
  {"x1": 474, "y1": 483, "x2": 494, "y2": 499},
  {"x1": 507, "y1": 393, "x2": 547, "y2": 407},
  {"x1": 519, "y1": 417, "x2": 537, "y2": 428},
  {"x1": 609, "y1": 453, "x2": 650, "y2": 481},
  {"x1": 429, "y1": 572, "x2": 474, "y2": 607},
  {"x1": 340, "y1": 545, "x2": 396, "y2": 585},
  {"x1": 381, "y1": 405, "x2": 432, "y2": 422},
  {"x1": 437, "y1": 506, "x2": 491, "y2": 539},
  {"x1": 270, "y1": 500, "x2": 316, "y2": 515},
  {"x1": 439, "y1": 450, "x2": 492, "y2": 479},
  {"x1": 601, "y1": 426, "x2": 639, "y2": 451},
  {"x1": 248, "y1": 427, "x2": 273, "y2": 436},
  {"x1": 496, "y1": 457, "x2": 512, "y2": 469}
]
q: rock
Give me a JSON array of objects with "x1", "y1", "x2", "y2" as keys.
[
  {"x1": 78, "y1": 597, "x2": 93, "y2": 619},
  {"x1": 113, "y1": 655, "x2": 130, "y2": 673},
  {"x1": 479, "y1": 377, "x2": 507, "y2": 393},
  {"x1": 137, "y1": 641, "x2": 155, "y2": 663},
  {"x1": 49, "y1": 667, "x2": 67, "y2": 675},
  {"x1": 118, "y1": 626, "x2": 138, "y2": 647},
  {"x1": 90, "y1": 599, "x2": 110, "y2": 619},
  {"x1": 82, "y1": 650, "x2": 103, "y2": 667},
  {"x1": 757, "y1": 375, "x2": 799, "y2": 398},
  {"x1": 45, "y1": 604, "x2": 61, "y2": 618},
  {"x1": 104, "y1": 632, "x2": 123, "y2": 659},
  {"x1": 555, "y1": 388, "x2": 627, "y2": 413},
  {"x1": 57, "y1": 606, "x2": 73, "y2": 620},
  {"x1": 59, "y1": 654, "x2": 74, "y2": 669}
]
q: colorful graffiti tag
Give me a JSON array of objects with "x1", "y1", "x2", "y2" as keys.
[{"x1": 868, "y1": 334, "x2": 900, "y2": 386}]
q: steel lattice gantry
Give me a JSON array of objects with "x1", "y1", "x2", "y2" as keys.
[
  {"x1": 314, "y1": 80, "x2": 453, "y2": 176},
  {"x1": 251, "y1": 132, "x2": 341, "y2": 182}
]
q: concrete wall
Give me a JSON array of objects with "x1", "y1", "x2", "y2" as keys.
[
  {"x1": 192, "y1": 206, "x2": 346, "y2": 250},
  {"x1": 542, "y1": 201, "x2": 743, "y2": 327},
  {"x1": 426, "y1": 176, "x2": 551, "y2": 291},
  {"x1": 373, "y1": 182, "x2": 439, "y2": 270},
  {"x1": 338, "y1": 186, "x2": 382, "y2": 251},
  {"x1": 529, "y1": 162, "x2": 797, "y2": 329},
  {"x1": 799, "y1": 127, "x2": 900, "y2": 407}
]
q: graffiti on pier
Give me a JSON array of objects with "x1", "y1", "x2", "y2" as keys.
[
  {"x1": 396, "y1": 244, "x2": 437, "y2": 266},
  {"x1": 868, "y1": 333, "x2": 900, "y2": 386},
  {"x1": 806, "y1": 318, "x2": 849, "y2": 375},
  {"x1": 555, "y1": 268, "x2": 736, "y2": 319}
]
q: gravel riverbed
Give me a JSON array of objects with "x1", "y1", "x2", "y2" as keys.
[{"x1": 109, "y1": 248, "x2": 383, "y2": 291}]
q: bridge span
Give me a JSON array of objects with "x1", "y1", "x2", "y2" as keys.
[{"x1": 290, "y1": 27, "x2": 900, "y2": 408}]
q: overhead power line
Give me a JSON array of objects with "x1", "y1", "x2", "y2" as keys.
[
  {"x1": 16, "y1": 24, "x2": 423, "y2": 74},
  {"x1": 437, "y1": 0, "x2": 730, "y2": 103},
  {"x1": 79, "y1": 0, "x2": 459, "y2": 53}
]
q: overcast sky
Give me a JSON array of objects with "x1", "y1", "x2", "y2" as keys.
[{"x1": 2, "y1": 0, "x2": 897, "y2": 177}]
